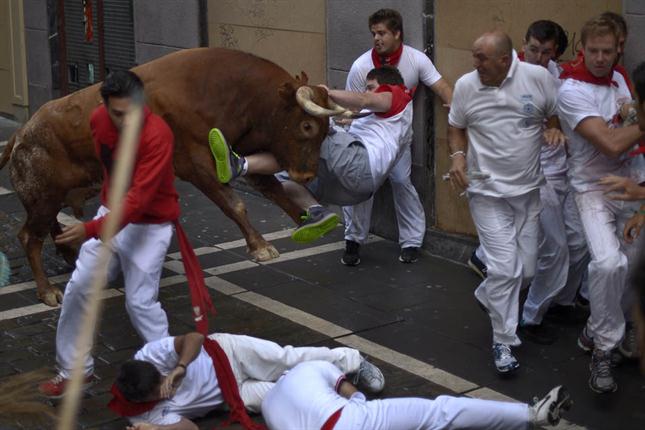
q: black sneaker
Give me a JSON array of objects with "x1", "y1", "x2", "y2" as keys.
[
  {"x1": 544, "y1": 304, "x2": 586, "y2": 325},
  {"x1": 341, "y1": 240, "x2": 361, "y2": 266},
  {"x1": 575, "y1": 293, "x2": 590, "y2": 312},
  {"x1": 208, "y1": 128, "x2": 245, "y2": 183},
  {"x1": 399, "y1": 247, "x2": 419, "y2": 263},
  {"x1": 589, "y1": 349, "x2": 617, "y2": 393},
  {"x1": 291, "y1": 206, "x2": 339, "y2": 244},
  {"x1": 518, "y1": 321, "x2": 557, "y2": 345},
  {"x1": 467, "y1": 249, "x2": 487, "y2": 279}
]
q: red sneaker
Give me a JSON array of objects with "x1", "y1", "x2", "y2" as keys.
[{"x1": 38, "y1": 373, "x2": 98, "y2": 399}]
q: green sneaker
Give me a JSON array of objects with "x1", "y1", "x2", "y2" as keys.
[
  {"x1": 208, "y1": 128, "x2": 244, "y2": 183},
  {"x1": 291, "y1": 206, "x2": 340, "y2": 244}
]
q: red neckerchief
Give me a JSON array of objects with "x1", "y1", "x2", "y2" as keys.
[
  {"x1": 518, "y1": 51, "x2": 525, "y2": 62},
  {"x1": 371, "y1": 43, "x2": 403, "y2": 68},
  {"x1": 559, "y1": 50, "x2": 617, "y2": 87},
  {"x1": 107, "y1": 384, "x2": 160, "y2": 417},
  {"x1": 108, "y1": 223, "x2": 265, "y2": 429}
]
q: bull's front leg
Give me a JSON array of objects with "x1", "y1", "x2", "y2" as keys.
[
  {"x1": 189, "y1": 165, "x2": 280, "y2": 262},
  {"x1": 244, "y1": 174, "x2": 304, "y2": 223},
  {"x1": 18, "y1": 223, "x2": 63, "y2": 306}
]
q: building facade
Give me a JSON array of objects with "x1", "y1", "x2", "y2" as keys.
[{"x1": 0, "y1": 0, "x2": 635, "y2": 261}]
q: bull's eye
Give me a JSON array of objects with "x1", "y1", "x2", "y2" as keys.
[{"x1": 299, "y1": 120, "x2": 319, "y2": 138}]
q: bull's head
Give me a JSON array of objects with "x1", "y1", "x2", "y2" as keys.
[{"x1": 274, "y1": 72, "x2": 353, "y2": 183}]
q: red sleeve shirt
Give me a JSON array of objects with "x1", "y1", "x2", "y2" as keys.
[{"x1": 84, "y1": 105, "x2": 180, "y2": 239}]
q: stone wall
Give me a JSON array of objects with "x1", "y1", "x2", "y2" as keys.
[{"x1": 208, "y1": 0, "x2": 326, "y2": 85}]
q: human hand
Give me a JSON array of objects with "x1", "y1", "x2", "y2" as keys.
[
  {"x1": 126, "y1": 422, "x2": 157, "y2": 430},
  {"x1": 333, "y1": 117, "x2": 353, "y2": 126},
  {"x1": 599, "y1": 175, "x2": 645, "y2": 201},
  {"x1": 54, "y1": 224, "x2": 87, "y2": 245},
  {"x1": 448, "y1": 153, "x2": 469, "y2": 192},
  {"x1": 160, "y1": 366, "x2": 186, "y2": 399},
  {"x1": 623, "y1": 212, "x2": 645, "y2": 243},
  {"x1": 543, "y1": 128, "x2": 566, "y2": 146}
]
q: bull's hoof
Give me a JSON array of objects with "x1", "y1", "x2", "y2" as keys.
[
  {"x1": 38, "y1": 287, "x2": 63, "y2": 307},
  {"x1": 250, "y1": 244, "x2": 280, "y2": 262}
]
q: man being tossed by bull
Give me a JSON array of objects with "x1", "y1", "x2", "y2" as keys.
[{"x1": 208, "y1": 66, "x2": 413, "y2": 243}]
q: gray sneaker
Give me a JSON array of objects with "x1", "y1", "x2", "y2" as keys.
[
  {"x1": 353, "y1": 357, "x2": 385, "y2": 394},
  {"x1": 589, "y1": 349, "x2": 617, "y2": 393},
  {"x1": 618, "y1": 322, "x2": 640, "y2": 359},
  {"x1": 529, "y1": 385, "x2": 573, "y2": 427},
  {"x1": 492, "y1": 343, "x2": 519, "y2": 374}
]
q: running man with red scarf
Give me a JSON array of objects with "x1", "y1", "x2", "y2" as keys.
[
  {"x1": 39, "y1": 71, "x2": 212, "y2": 399},
  {"x1": 341, "y1": 8, "x2": 452, "y2": 266},
  {"x1": 557, "y1": 16, "x2": 645, "y2": 393}
]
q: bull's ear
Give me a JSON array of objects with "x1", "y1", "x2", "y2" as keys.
[
  {"x1": 278, "y1": 82, "x2": 297, "y2": 105},
  {"x1": 298, "y1": 71, "x2": 309, "y2": 85}
]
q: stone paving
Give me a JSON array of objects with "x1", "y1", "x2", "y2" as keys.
[{"x1": 0, "y1": 117, "x2": 644, "y2": 429}]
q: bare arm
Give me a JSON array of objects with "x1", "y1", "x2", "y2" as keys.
[
  {"x1": 430, "y1": 78, "x2": 453, "y2": 106},
  {"x1": 575, "y1": 118, "x2": 644, "y2": 158},
  {"x1": 448, "y1": 125, "x2": 469, "y2": 190},
  {"x1": 160, "y1": 333, "x2": 205, "y2": 399},
  {"x1": 126, "y1": 417, "x2": 199, "y2": 430},
  {"x1": 327, "y1": 88, "x2": 392, "y2": 113},
  {"x1": 173, "y1": 332, "x2": 205, "y2": 367}
]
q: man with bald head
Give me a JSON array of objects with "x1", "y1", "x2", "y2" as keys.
[{"x1": 448, "y1": 31, "x2": 560, "y2": 373}]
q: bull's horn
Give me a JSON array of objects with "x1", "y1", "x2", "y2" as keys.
[{"x1": 296, "y1": 86, "x2": 347, "y2": 117}]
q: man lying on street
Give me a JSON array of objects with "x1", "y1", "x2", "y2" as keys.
[{"x1": 108, "y1": 331, "x2": 384, "y2": 430}]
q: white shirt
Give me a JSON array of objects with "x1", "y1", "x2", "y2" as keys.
[
  {"x1": 558, "y1": 72, "x2": 645, "y2": 192},
  {"x1": 449, "y1": 55, "x2": 558, "y2": 197},
  {"x1": 540, "y1": 60, "x2": 569, "y2": 179},
  {"x1": 348, "y1": 86, "x2": 413, "y2": 187},
  {"x1": 130, "y1": 337, "x2": 223, "y2": 425},
  {"x1": 346, "y1": 44, "x2": 442, "y2": 93}
]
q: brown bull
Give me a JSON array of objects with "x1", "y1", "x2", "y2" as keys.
[{"x1": 0, "y1": 47, "x2": 340, "y2": 306}]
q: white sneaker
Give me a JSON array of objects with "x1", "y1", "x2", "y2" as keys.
[
  {"x1": 529, "y1": 385, "x2": 572, "y2": 427},
  {"x1": 353, "y1": 357, "x2": 385, "y2": 394}
]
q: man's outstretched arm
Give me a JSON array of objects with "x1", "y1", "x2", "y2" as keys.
[{"x1": 326, "y1": 88, "x2": 393, "y2": 113}]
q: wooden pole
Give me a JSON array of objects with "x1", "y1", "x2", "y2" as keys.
[{"x1": 56, "y1": 91, "x2": 145, "y2": 430}]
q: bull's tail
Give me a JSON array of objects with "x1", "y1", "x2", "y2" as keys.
[{"x1": 0, "y1": 133, "x2": 16, "y2": 170}]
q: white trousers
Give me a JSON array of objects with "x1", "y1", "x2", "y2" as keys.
[
  {"x1": 575, "y1": 191, "x2": 643, "y2": 351},
  {"x1": 263, "y1": 361, "x2": 531, "y2": 430},
  {"x1": 469, "y1": 190, "x2": 541, "y2": 345},
  {"x1": 338, "y1": 395, "x2": 530, "y2": 430},
  {"x1": 343, "y1": 144, "x2": 426, "y2": 247},
  {"x1": 522, "y1": 178, "x2": 590, "y2": 324},
  {"x1": 56, "y1": 206, "x2": 172, "y2": 377},
  {"x1": 211, "y1": 333, "x2": 362, "y2": 413}
]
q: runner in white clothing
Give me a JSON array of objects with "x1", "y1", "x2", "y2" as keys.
[
  {"x1": 448, "y1": 31, "x2": 561, "y2": 374},
  {"x1": 556, "y1": 16, "x2": 645, "y2": 393},
  {"x1": 261, "y1": 361, "x2": 573, "y2": 430},
  {"x1": 110, "y1": 332, "x2": 385, "y2": 429},
  {"x1": 512, "y1": 20, "x2": 591, "y2": 344},
  {"x1": 208, "y1": 66, "x2": 415, "y2": 244},
  {"x1": 341, "y1": 8, "x2": 453, "y2": 266}
]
